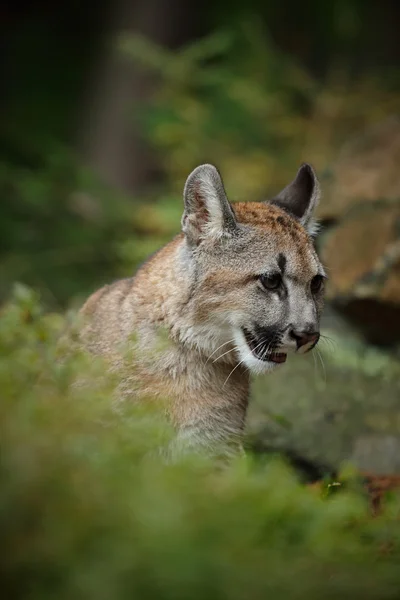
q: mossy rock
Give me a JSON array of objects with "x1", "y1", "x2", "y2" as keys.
[{"x1": 247, "y1": 329, "x2": 400, "y2": 475}]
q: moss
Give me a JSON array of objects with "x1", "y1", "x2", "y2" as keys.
[{"x1": 1, "y1": 286, "x2": 400, "y2": 598}]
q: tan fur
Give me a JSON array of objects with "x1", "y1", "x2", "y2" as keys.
[{"x1": 79, "y1": 164, "x2": 325, "y2": 457}]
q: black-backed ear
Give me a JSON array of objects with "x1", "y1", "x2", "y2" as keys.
[
  {"x1": 270, "y1": 163, "x2": 320, "y2": 236},
  {"x1": 182, "y1": 164, "x2": 237, "y2": 245}
]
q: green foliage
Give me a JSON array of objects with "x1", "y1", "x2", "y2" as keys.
[
  {"x1": 122, "y1": 27, "x2": 400, "y2": 201},
  {"x1": 2, "y1": 25, "x2": 399, "y2": 308},
  {"x1": 0, "y1": 152, "x2": 119, "y2": 305},
  {"x1": 0, "y1": 153, "x2": 181, "y2": 307},
  {"x1": 2, "y1": 286, "x2": 400, "y2": 599}
]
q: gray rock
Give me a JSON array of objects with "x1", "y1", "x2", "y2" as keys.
[
  {"x1": 351, "y1": 435, "x2": 400, "y2": 475},
  {"x1": 246, "y1": 330, "x2": 400, "y2": 474}
]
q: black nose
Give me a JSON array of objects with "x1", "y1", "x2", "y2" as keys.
[{"x1": 290, "y1": 329, "x2": 320, "y2": 351}]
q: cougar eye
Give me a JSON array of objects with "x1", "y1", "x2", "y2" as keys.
[
  {"x1": 259, "y1": 273, "x2": 282, "y2": 291},
  {"x1": 310, "y1": 275, "x2": 324, "y2": 294}
]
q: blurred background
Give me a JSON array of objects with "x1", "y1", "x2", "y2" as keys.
[{"x1": 1, "y1": 0, "x2": 400, "y2": 475}]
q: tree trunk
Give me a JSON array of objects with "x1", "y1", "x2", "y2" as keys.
[{"x1": 78, "y1": 0, "x2": 197, "y2": 194}]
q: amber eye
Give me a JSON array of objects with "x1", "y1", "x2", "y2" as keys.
[
  {"x1": 311, "y1": 275, "x2": 324, "y2": 294},
  {"x1": 259, "y1": 273, "x2": 282, "y2": 291}
]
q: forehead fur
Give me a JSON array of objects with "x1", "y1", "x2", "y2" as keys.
[
  {"x1": 233, "y1": 202, "x2": 310, "y2": 244},
  {"x1": 222, "y1": 201, "x2": 320, "y2": 279}
]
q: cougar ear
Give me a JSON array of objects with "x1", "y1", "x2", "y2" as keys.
[
  {"x1": 182, "y1": 164, "x2": 237, "y2": 245},
  {"x1": 271, "y1": 163, "x2": 320, "y2": 236}
]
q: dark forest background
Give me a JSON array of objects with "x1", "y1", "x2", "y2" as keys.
[{"x1": 1, "y1": 0, "x2": 399, "y2": 305}]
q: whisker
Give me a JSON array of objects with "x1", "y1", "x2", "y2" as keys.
[
  {"x1": 319, "y1": 335, "x2": 336, "y2": 355},
  {"x1": 312, "y1": 345, "x2": 318, "y2": 380},
  {"x1": 223, "y1": 358, "x2": 246, "y2": 388},
  {"x1": 205, "y1": 339, "x2": 236, "y2": 365},
  {"x1": 212, "y1": 346, "x2": 239, "y2": 363},
  {"x1": 259, "y1": 336, "x2": 272, "y2": 361},
  {"x1": 320, "y1": 333, "x2": 336, "y2": 341},
  {"x1": 252, "y1": 335, "x2": 276, "y2": 360},
  {"x1": 260, "y1": 333, "x2": 280, "y2": 361},
  {"x1": 320, "y1": 338, "x2": 336, "y2": 352},
  {"x1": 315, "y1": 346, "x2": 327, "y2": 385},
  {"x1": 247, "y1": 337, "x2": 267, "y2": 357}
]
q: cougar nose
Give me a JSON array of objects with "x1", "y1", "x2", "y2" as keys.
[{"x1": 290, "y1": 329, "x2": 320, "y2": 352}]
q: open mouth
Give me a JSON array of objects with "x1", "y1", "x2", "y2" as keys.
[{"x1": 242, "y1": 328, "x2": 287, "y2": 364}]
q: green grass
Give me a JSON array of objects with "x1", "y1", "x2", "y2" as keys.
[{"x1": 1, "y1": 285, "x2": 400, "y2": 599}]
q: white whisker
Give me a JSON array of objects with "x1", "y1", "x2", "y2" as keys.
[
  {"x1": 223, "y1": 358, "x2": 246, "y2": 388},
  {"x1": 319, "y1": 334, "x2": 336, "y2": 354},
  {"x1": 205, "y1": 339, "x2": 236, "y2": 365},
  {"x1": 213, "y1": 346, "x2": 239, "y2": 363},
  {"x1": 261, "y1": 333, "x2": 281, "y2": 361},
  {"x1": 316, "y1": 346, "x2": 326, "y2": 385},
  {"x1": 311, "y1": 345, "x2": 318, "y2": 380}
]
